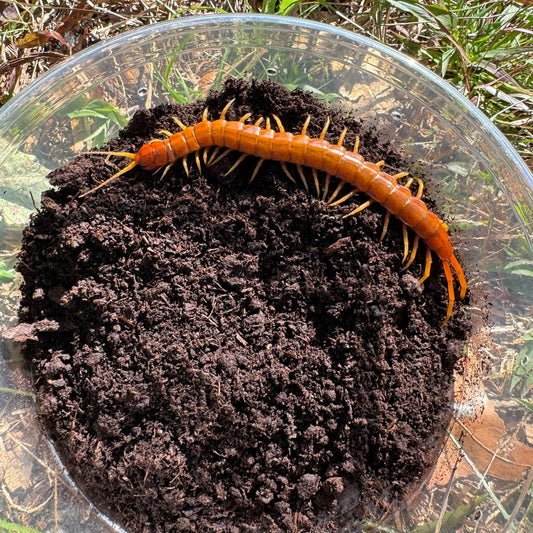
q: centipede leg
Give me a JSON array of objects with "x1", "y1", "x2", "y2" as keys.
[
  {"x1": 208, "y1": 148, "x2": 233, "y2": 167},
  {"x1": 301, "y1": 115, "x2": 311, "y2": 136},
  {"x1": 172, "y1": 117, "x2": 187, "y2": 131},
  {"x1": 297, "y1": 165, "x2": 309, "y2": 192},
  {"x1": 182, "y1": 156, "x2": 190, "y2": 177},
  {"x1": 203, "y1": 147, "x2": 210, "y2": 166},
  {"x1": 380, "y1": 213, "x2": 391, "y2": 241},
  {"x1": 402, "y1": 234, "x2": 419, "y2": 271},
  {"x1": 206, "y1": 100, "x2": 243, "y2": 167},
  {"x1": 329, "y1": 189, "x2": 358, "y2": 208},
  {"x1": 309, "y1": 117, "x2": 331, "y2": 198},
  {"x1": 379, "y1": 172, "x2": 411, "y2": 241},
  {"x1": 399, "y1": 176, "x2": 422, "y2": 262},
  {"x1": 326, "y1": 181, "x2": 347, "y2": 205},
  {"x1": 195, "y1": 151, "x2": 202, "y2": 173},
  {"x1": 225, "y1": 153, "x2": 249, "y2": 177},
  {"x1": 419, "y1": 247, "x2": 432, "y2": 285},
  {"x1": 312, "y1": 169, "x2": 320, "y2": 198},
  {"x1": 271, "y1": 114, "x2": 285, "y2": 132},
  {"x1": 161, "y1": 161, "x2": 176, "y2": 179},
  {"x1": 441, "y1": 260, "x2": 455, "y2": 327},
  {"x1": 327, "y1": 133, "x2": 359, "y2": 205},
  {"x1": 219, "y1": 99, "x2": 234, "y2": 120},
  {"x1": 342, "y1": 198, "x2": 373, "y2": 218},
  {"x1": 281, "y1": 162, "x2": 297, "y2": 184},
  {"x1": 402, "y1": 224, "x2": 409, "y2": 262},
  {"x1": 248, "y1": 116, "x2": 277, "y2": 184},
  {"x1": 249, "y1": 159, "x2": 265, "y2": 184},
  {"x1": 323, "y1": 127, "x2": 347, "y2": 202}
]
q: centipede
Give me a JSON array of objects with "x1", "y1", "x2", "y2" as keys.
[{"x1": 81, "y1": 100, "x2": 467, "y2": 325}]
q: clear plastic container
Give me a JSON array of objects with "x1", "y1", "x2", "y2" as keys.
[{"x1": 0, "y1": 14, "x2": 532, "y2": 532}]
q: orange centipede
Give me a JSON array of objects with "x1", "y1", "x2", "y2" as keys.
[{"x1": 81, "y1": 100, "x2": 467, "y2": 325}]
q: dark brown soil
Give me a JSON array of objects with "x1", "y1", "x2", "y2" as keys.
[{"x1": 17, "y1": 79, "x2": 470, "y2": 532}]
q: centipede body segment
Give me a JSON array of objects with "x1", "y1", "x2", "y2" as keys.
[{"x1": 82, "y1": 101, "x2": 467, "y2": 325}]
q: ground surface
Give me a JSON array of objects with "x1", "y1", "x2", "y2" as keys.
[{"x1": 16, "y1": 80, "x2": 470, "y2": 532}]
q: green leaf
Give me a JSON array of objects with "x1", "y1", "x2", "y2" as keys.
[
  {"x1": 504, "y1": 260, "x2": 533, "y2": 277},
  {"x1": 386, "y1": 0, "x2": 438, "y2": 27},
  {"x1": 0, "y1": 517, "x2": 43, "y2": 533},
  {"x1": 517, "y1": 398, "x2": 533, "y2": 412},
  {"x1": 413, "y1": 493, "x2": 488, "y2": 533}
]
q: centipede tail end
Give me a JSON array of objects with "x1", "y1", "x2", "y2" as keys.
[
  {"x1": 441, "y1": 254, "x2": 467, "y2": 326},
  {"x1": 441, "y1": 260, "x2": 455, "y2": 327}
]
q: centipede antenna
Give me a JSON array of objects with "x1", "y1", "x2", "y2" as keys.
[
  {"x1": 322, "y1": 175, "x2": 332, "y2": 202},
  {"x1": 402, "y1": 234, "x2": 419, "y2": 271},
  {"x1": 441, "y1": 260, "x2": 455, "y2": 327},
  {"x1": 182, "y1": 156, "x2": 189, "y2": 177},
  {"x1": 419, "y1": 247, "x2": 433, "y2": 285},
  {"x1": 312, "y1": 169, "x2": 321, "y2": 198},
  {"x1": 224, "y1": 153, "x2": 248, "y2": 177},
  {"x1": 272, "y1": 114, "x2": 285, "y2": 132},
  {"x1": 402, "y1": 225, "x2": 409, "y2": 263},
  {"x1": 330, "y1": 188, "x2": 357, "y2": 207},
  {"x1": 239, "y1": 112, "x2": 252, "y2": 123},
  {"x1": 80, "y1": 159, "x2": 138, "y2": 197},
  {"x1": 342, "y1": 197, "x2": 373, "y2": 218},
  {"x1": 319, "y1": 117, "x2": 330, "y2": 140},
  {"x1": 296, "y1": 164, "x2": 309, "y2": 192},
  {"x1": 249, "y1": 159, "x2": 265, "y2": 184},
  {"x1": 83, "y1": 151, "x2": 136, "y2": 160},
  {"x1": 379, "y1": 212, "x2": 391, "y2": 241},
  {"x1": 327, "y1": 181, "x2": 347, "y2": 205},
  {"x1": 172, "y1": 117, "x2": 187, "y2": 131},
  {"x1": 219, "y1": 99, "x2": 234, "y2": 120},
  {"x1": 300, "y1": 115, "x2": 311, "y2": 136},
  {"x1": 280, "y1": 162, "x2": 297, "y2": 184}
]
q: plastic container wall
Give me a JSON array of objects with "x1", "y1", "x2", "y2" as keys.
[{"x1": 0, "y1": 15, "x2": 532, "y2": 532}]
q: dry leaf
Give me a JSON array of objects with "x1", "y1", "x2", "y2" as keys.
[
  {"x1": 56, "y1": 0, "x2": 90, "y2": 35},
  {"x1": 429, "y1": 330, "x2": 533, "y2": 486},
  {"x1": 17, "y1": 30, "x2": 70, "y2": 50}
]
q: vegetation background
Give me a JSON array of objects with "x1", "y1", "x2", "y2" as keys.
[
  {"x1": 1, "y1": 0, "x2": 532, "y2": 171},
  {"x1": 0, "y1": 2, "x2": 533, "y2": 533}
]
